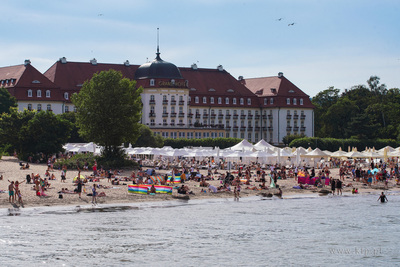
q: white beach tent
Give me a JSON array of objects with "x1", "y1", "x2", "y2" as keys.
[
  {"x1": 253, "y1": 139, "x2": 277, "y2": 151},
  {"x1": 228, "y1": 139, "x2": 255, "y2": 151}
]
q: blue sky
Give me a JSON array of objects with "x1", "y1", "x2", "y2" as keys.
[{"x1": 1, "y1": 0, "x2": 399, "y2": 97}]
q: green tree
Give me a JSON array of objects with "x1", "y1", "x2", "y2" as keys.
[
  {"x1": 133, "y1": 125, "x2": 164, "y2": 147},
  {"x1": 311, "y1": 87, "x2": 340, "y2": 137},
  {"x1": 72, "y1": 69, "x2": 143, "y2": 160},
  {"x1": 282, "y1": 133, "x2": 305, "y2": 146},
  {"x1": 0, "y1": 87, "x2": 17, "y2": 114},
  {"x1": 58, "y1": 112, "x2": 87, "y2": 143}
]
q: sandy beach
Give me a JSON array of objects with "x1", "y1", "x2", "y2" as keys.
[{"x1": 0, "y1": 156, "x2": 396, "y2": 209}]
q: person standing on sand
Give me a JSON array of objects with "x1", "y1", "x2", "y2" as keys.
[
  {"x1": 336, "y1": 179, "x2": 342, "y2": 195},
  {"x1": 8, "y1": 181, "x2": 15, "y2": 203},
  {"x1": 331, "y1": 179, "x2": 336, "y2": 195},
  {"x1": 76, "y1": 177, "x2": 83, "y2": 198},
  {"x1": 92, "y1": 184, "x2": 97, "y2": 204}
]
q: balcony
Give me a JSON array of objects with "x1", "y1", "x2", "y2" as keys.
[
  {"x1": 247, "y1": 126, "x2": 253, "y2": 131},
  {"x1": 300, "y1": 127, "x2": 306, "y2": 132},
  {"x1": 178, "y1": 113, "x2": 185, "y2": 117},
  {"x1": 149, "y1": 100, "x2": 155, "y2": 105},
  {"x1": 149, "y1": 112, "x2": 156, "y2": 117},
  {"x1": 294, "y1": 126, "x2": 299, "y2": 131},
  {"x1": 195, "y1": 114, "x2": 201, "y2": 118},
  {"x1": 170, "y1": 112, "x2": 177, "y2": 118},
  {"x1": 226, "y1": 126, "x2": 231, "y2": 131},
  {"x1": 293, "y1": 115, "x2": 299, "y2": 120},
  {"x1": 240, "y1": 115, "x2": 246, "y2": 120},
  {"x1": 188, "y1": 113, "x2": 193, "y2": 118},
  {"x1": 262, "y1": 127, "x2": 268, "y2": 131},
  {"x1": 247, "y1": 115, "x2": 253, "y2": 119},
  {"x1": 255, "y1": 115, "x2": 260, "y2": 120},
  {"x1": 170, "y1": 123, "x2": 175, "y2": 126},
  {"x1": 210, "y1": 114, "x2": 216, "y2": 119},
  {"x1": 240, "y1": 126, "x2": 246, "y2": 131},
  {"x1": 262, "y1": 114, "x2": 268, "y2": 119},
  {"x1": 218, "y1": 114, "x2": 224, "y2": 119},
  {"x1": 233, "y1": 126, "x2": 238, "y2": 131},
  {"x1": 163, "y1": 122, "x2": 168, "y2": 126},
  {"x1": 286, "y1": 127, "x2": 292, "y2": 131},
  {"x1": 286, "y1": 115, "x2": 292, "y2": 119},
  {"x1": 268, "y1": 114, "x2": 273, "y2": 119},
  {"x1": 162, "y1": 113, "x2": 169, "y2": 117},
  {"x1": 268, "y1": 126, "x2": 273, "y2": 131},
  {"x1": 233, "y1": 114, "x2": 239, "y2": 119},
  {"x1": 255, "y1": 126, "x2": 260, "y2": 131},
  {"x1": 203, "y1": 114, "x2": 208, "y2": 118},
  {"x1": 177, "y1": 123, "x2": 185, "y2": 126},
  {"x1": 225, "y1": 114, "x2": 231, "y2": 119},
  {"x1": 301, "y1": 115, "x2": 306, "y2": 119},
  {"x1": 162, "y1": 100, "x2": 168, "y2": 105},
  {"x1": 171, "y1": 100, "x2": 176, "y2": 105},
  {"x1": 179, "y1": 101, "x2": 184, "y2": 105}
]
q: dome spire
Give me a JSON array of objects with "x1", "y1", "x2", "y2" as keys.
[{"x1": 156, "y1": 27, "x2": 161, "y2": 60}]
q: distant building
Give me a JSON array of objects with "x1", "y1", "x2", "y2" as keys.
[{"x1": 0, "y1": 52, "x2": 314, "y2": 145}]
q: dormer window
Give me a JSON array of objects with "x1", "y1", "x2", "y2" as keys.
[
  {"x1": 225, "y1": 97, "x2": 229, "y2": 104},
  {"x1": 210, "y1": 97, "x2": 214, "y2": 104},
  {"x1": 300, "y1": 98, "x2": 304, "y2": 105},
  {"x1": 28, "y1": 89, "x2": 32, "y2": 97},
  {"x1": 240, "y1": 98, "x2": 244, "y2": 105},
  {"x1": 195, "y1": 96, "x2": 199, "y2": 103},
  {"x1": 270, "y1": 98, "x2": 274, "y2": 104},
  {"x1": 46, "y1": 90, "x2": 51, "y2": 98},
  {"x1": 293, "y1": 98, "x2": 297, "y2": 105},
  {"x1": 264, "y1": 98, "x2": 268, "y2": 105},
  {"x1": 32, "y1": 80, "x2": 41, "y2": 84},
  {"x1": 37, "y1": 90, "x2": 42, "y2": 97},
  {"x1": 150, "y1": 79, "x2": 155, "y2": 86},
  {"x1": 286, "y1": 98, "x2": 290, "y2": 105},
  {"x1": 203, "y1": 97, "x2": 207, "y2": 104},
  {"x1": 218, "y1": 97, "x2": 222, "y2": 104},
  {"x1": 64, "y1": 92, "x2": 69, "y2": 100},
  {"x1": 233, "y1": 98, "x2": 237, "y2": 105},
  {"x1": 247, "y1": 98, "x2": 251, "y2": 105}
]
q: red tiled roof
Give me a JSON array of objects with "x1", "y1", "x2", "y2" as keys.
[
  {"x1": 242, "y1": 76, "x2": 314, "y2": 108},
  {"x1": 44, "y1": 61, "x2": 139, "y2": 91},
  {"x1": 0, "y1": 64, "x2": 62, "y2": 101}
]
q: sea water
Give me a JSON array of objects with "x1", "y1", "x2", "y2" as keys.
[{"x1": 1, "y1": 192, "x2": 400, "y2": 267}]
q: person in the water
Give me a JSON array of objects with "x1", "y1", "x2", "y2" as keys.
[{"x1": 378, "y1": 192, "x2": 388, "y2": 203}]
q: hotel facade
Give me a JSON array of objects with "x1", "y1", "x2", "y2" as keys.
[{"x1": 0, "y1": 52, "x2": 314, "y2": 145}]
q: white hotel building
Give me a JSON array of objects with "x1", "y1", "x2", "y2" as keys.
[{"x1": 0, "y1": 51, "x2": 314, "y2": 145}]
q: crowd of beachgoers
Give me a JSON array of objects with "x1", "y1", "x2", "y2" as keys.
[{"x1": 0, "y1": 154, "x2": 398, "y2": 209}]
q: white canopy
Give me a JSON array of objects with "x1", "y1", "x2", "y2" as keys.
[{"x1": 228, "y1": 139, "x2": 254, "y2": 151}]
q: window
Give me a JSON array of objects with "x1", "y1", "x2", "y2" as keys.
[
  {"x1": 210, "y1": 97, "x2": 214, "y2": 104},
  {"x1": 179, "y1": 95, "x2": 183, "y2": 101},
  {"x1": 287, "y1": 110, "x2": 290, "y2": 115},
  {"x1": 163, "y1": 95, "x2": 167, "y2": 101},
  {"x1": 218, "y1": 110, "x2": 222, "y2": 115},
  {"x1": 171, "y1": 95, "x2": 175, "y2": 101},
  {"x1": 247, "y1": 98, "x2": 251, "y2": 105},
  {"x1": 163, "y1": 106, "x2": 167, "y2": 113},
  {"x1": 240, "y1": 98, "x2": 244, "y2": 105},
  {"x1": 64, "y1": 92, "x2": 69, "y2": 100},
  {"x1": 218, "y1": 97, "x2": 222, "y2": 104},
  {"x1": 286, "y1": 98, "x2": 290, "y2": 105},
  {"x1": 179, "y1": 132, "x2": 185, "y2": 138},
  {"x1": 28, "y1": 89, "x2": 32, "y2": 97},
  {"x1": 270, "y1": 98, "x2": 274, "y2": 104},
  {"x1": 241, "y1": 110, "x2": 244, "y2": 115},
  {"x1": 203, "y1": 109, "x2": 207, "y2": 115},
  {"x1": 293, "y1": 98, "x2": 297, "y2": 105},
  {"x1": 225, "y1": 97, "x2": 229, "y2": 104},
  {"x1": 27, "y1": 104, "x2": 32, "y2": 110},
  {"x1": 196, "y1": 109, "x2": 200, "y2": 114},
  {"x1": 248, "y1": 133, "x2": 252, "y2": 140},
  {"x1": 171, "y1": 107, "x2": 175, "y2": 113},
  {"x1": 248, "y1": 110, "x2": 251, "y2": 115},
  {"x1": 46, "y1": 90, "x2": 51, "y2": 98},
  {"x1": 264, "y1": 98, "x2": 268, "y2": 105},
  {"x1": 300, "y1": 98, "x2": 304, "y2": 105},
  {"x1": 195, "y1": 96, "x2": 199, "y2": 103},
  {"x1": 233, "y1": 98, "x2": 237, "y2": 105},
  {"x1": 65, "y1": 106, "x2": 69, "y2": 112},
  {"x1": 37, "y1": 104, "x2": 42, "y2": 111},
  {"x1": 37, "y1": 90, "x2": 42, "y2": 97},
  {"x1": 203, "y1": 97, "x2": 207, "y2": 104},
  {"x1": 150, "y1": 79, "x2": 155, "y2": 86},
  {"x1": 188, "y1": 96, "x2": 191, "y2": 102},
  {"x1": 47, "y1": 104, "x2": 51, "y2": 111},
  {"x1": 150, "y1": 95, "x2": 155, "y2": 101}
]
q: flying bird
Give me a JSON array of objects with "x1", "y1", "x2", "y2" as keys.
[
  {"x1": 98, "y1": 14, "x2": 104, "y2": 16},
  {"x1": 276, "y1": 18, "x2": 284, "y2": 21},
  {"x1": 288, "y1": 22, "x2": 296, "y2": 26}
]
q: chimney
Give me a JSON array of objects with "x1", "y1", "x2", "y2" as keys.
[
  {"x1": 124, "y1": 60, "x2": 130, "y2": 66},
  {"x1": 90, "y1": 58, "x2": 97, "y2": 65},
  {"x1": 217, "y1": 65, "x2": 224, "y2": 71},
  {"x1": 238, "y1": 76, "x2": 243, "y2": 81},
  {"x1": 278, "y1": 72, "x2": 283, "y2": 78},
  {"x1": 24, "y1": 59, "x2": 31, "y2": 66},
  {"x1": 60, "y1": 57, "x2": 67, "y2": 64},
  {"x1": 191, "y1": 63, "x2": 198, "y2": 70}
]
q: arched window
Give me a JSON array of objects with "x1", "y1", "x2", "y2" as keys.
[
  {"x1": 150, "y1": 79, "x2": 155, "y2": 86},
  {"x1": 37, "y1": 90, "x2": 42, "y2": 97},
  {"x1": 210, "y1": 97, "x2": 214, "y2": 104},
  {"x1": 247, "y1": 98, "x2": 251, "y2": 105},
  {"x1": 27, "y1": 104, "x2": 32, "y2": 110},
  {"x1": 218, "y1": 97, "x2": 222, "y2": 104},
  {"x1": 203, "y1": 97, "x2": 207, "y2": 104},
  {"x1": 264, "y1": 98, "x2": 268, "y2": 105},
  {"x1": 240, "y1": 98, "x2": 244, "y2": 105},
  {"x1": 300, "y1": 98, "x2": 304, "y2": 105},
  {"x1": 28, "y1": 89, "x2": 32, "y2": 97},
  {"x1": 46, "y1": 90, "x2": 51, "y2": 98},
  {"x1": 293, "y1": 98, "x2": 297, "y2": 105},
  {"x1": 47, "y1": 104, "x2": 52, "y2": 111},
  {"x1": 195, "y1": 96, "x2": 199, "y2": 103},
  {"x1": 225, "y1": 97, "x2": 229, "y2": 104},
  {"x1": 286, "y1": 98, "x2": 290, "y2": 105},
  {"x1": 150, "y1": 95, "x2": 155, "y2": 101},
  {"x1": 37, "y1": 104, "x2": 42, "y2": 111},
  {"x1": 233, "y1": 98, "x2": 237, "y2": 105},
  {"x1": 64, "y1": 92, "x2": 69, "y2": 100}
]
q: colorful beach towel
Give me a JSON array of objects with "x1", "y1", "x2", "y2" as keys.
[
  {"x1": 167, "y1": 176, "x2": 181, "y2": 184},
  {"x1": 128, "y1": 184, "x2": 172, "y2": 195},
  {"x1": 149, "y1": 176, "x2": 164, "y2": 184}
]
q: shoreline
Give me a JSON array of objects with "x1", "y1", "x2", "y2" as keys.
[{"x1": 0, "y1": 156, "x2": 396, "y2": 210}]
